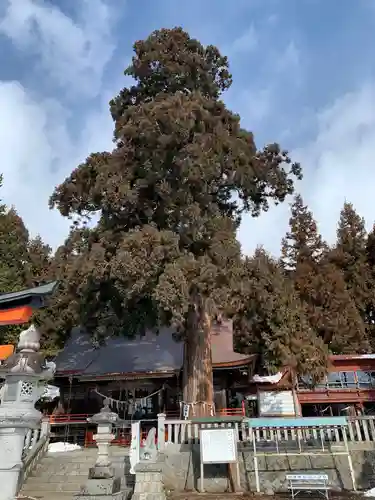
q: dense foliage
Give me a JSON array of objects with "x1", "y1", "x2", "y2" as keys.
[
  {"x1": 0, "y1": 176, "x2": 51, "y2": 346},
  {"x1": 281, "y1": 196, "x2": 369, "y2": 354},
  {"x1": 1, "y1": 28, "x2": 375, "y2": 403}
]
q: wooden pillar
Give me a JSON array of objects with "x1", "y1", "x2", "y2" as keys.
[{"x1": 214, "y1": 388, "x2": 227, "y2": 411}]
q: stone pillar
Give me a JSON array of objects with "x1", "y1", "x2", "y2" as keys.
[
  {"x1": 132, "y1": 459, "x2": 166, "y2": 500},
  {"x1": 40, "y1": 416, "x2": 50, "y2": 438},
  {"x1": 0, "y1": 324, "x2": 55, "y2": 500},
  {"x1": 157, "y1": 413, "x2": 165, "y2": 452},
  {"x1": 74, "y1": 399, "x2": 128, "y2": 500}
]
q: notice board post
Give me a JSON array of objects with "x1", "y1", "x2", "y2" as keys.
[{"x1": 199, "y1": 428, "x2": 240, "y2": 493}]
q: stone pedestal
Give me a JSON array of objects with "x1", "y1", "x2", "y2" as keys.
[
  {"x1": 76, "y1": 466, "x2": 126, "y2": 500},
  {"x1": 74, "y1": 399, "x2": 130, "y2": 500},
  {"x1": 0, "y1": 324, "x2": 55, "y2": 500},
  {"x1": 132, "y1": 458, "x2": 166, "y2": 500},
  {"x1": 0, "y1": 425, "x2": 27, "y2": 500}
]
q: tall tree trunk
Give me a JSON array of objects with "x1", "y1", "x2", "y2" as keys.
[{"x1": 182, "y1": 301, "x2": 214, "y2": 418}]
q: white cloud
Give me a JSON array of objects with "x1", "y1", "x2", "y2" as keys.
[
  {"x1": 239, "y1": 82, "x2": 375, "y2": 256},
  {"x1": 0, "y1": 0, "x2": 115, "y2": 97},
  {"x1": 228, "y1": 39, "x2": 302, "y2": 132},
  {"x1": 276, "y1": 41, "x2": 300, "y2": 74},
  {"x1": 229, "y1": 25, "x2": 258, "y2": 54},
  {"x1": 0, "y1": 0, "x2": 118, "y2": 249},
  {"x1": 0, "y1": 81, "x2": 115, "y2": 249},
  {"x1": 240, "y1": 87, "x2": 272, "y2": 124}
]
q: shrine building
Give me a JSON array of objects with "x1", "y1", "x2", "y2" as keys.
[{"x1": 52, "y1": 319, "x2": 255, "y2": 420}]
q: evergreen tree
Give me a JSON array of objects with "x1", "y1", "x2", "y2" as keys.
[
  {"x1": 0, "y1": 176, "x2": 52, "y2": 345},
  {"x1": 233, "y1": 248, "x2": 328, "y2": 382},
  {"x1": 48, "y1": 28, "x2": 301, "y2": 416},
  {"x1": 281, "y1": 195, "x2": 369, "y2": 354},
  {"x1": 35, "y1": 228, "x2": 89, "y2": 356},
  {"x1": 0, "y1": 206, "x2": 30, "y2": 344},
  {"x1": 365, "y1": 224, "x2": 375, "y2": 350},
  {"x1": 329, "y1": 203, "x2": 372, "y2": 330},
  {"x1": 26, "y1": 236, "x2": 52, "y2": 288},
  {"x1": 281, "y1": 194, "x2": 325, "y2": 273}
]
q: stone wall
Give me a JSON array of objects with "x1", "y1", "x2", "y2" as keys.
[{"x1": 161, "y1": 443, "x2": 375, "y2": 494}]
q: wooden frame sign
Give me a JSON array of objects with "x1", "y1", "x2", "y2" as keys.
[{"x1": 199, "y1": 428, "x2": 240, "y2": 492}]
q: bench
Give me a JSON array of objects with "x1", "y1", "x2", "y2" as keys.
[{"x1": 286, "y1": 473, "x2": 330, "y2": 499}]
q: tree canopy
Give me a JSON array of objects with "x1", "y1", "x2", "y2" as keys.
[
  {"x1": 233, "y1": 248, "x2": 328, "y2": 382},
  {"x1": 47, "y1": 27, "x2": 302, "y2": 415},
  {"x1": 281, "y1": 195, "x2": 370, "y2": 354}
]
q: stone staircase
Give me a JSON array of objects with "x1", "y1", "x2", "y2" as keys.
[{"x1": 20, "y1": 447, "x2": 130, "y2": 500}]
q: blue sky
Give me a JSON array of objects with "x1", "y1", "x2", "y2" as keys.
[{"x1": 0, "y1": 0, "x2": 375, "y2": 256}]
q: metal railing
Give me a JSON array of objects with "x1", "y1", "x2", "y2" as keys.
[
  {"x1": 160, "y1": 415, "x2": 375, "y2": 447},
  {"x1": 49, "y1": 413, "x2": 94, "y2": 424},
  {"x1": 46, "y1": 412, "x2": 375, "y2": 448}
]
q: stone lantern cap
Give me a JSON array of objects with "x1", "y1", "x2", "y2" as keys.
[
  {"x1": 0, "y1": 324, "x2": 52, "y2": 378},
  {"x1": 88, "y1": 398, "x2": 123, "y2": 425}
]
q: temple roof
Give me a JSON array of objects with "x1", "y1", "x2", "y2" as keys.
[
  {"x1": 0, "y1": 281, "x2": 59, "y2": 310},
  {"x1": 54, "y1": 320, "x2": 252, "y2": 379}
]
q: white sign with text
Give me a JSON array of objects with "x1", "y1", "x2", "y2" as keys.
[{"x1": 200, "y1": 428, "x2": 237, "y2": 464}]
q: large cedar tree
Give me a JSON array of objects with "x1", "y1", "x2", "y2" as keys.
[{"x1": 49, "y1": 28, "x2": 302, "y2": 415}]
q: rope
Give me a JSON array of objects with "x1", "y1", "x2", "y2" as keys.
[
  {"x1": 180, "y1": 400, "x2": 215, "y2": 417},
  {"x1": 93, "y1": 385, "x2": 165, "y2": 411}
]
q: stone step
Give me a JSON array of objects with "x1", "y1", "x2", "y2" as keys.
[
  {"x1": 20, "y1": 492, "x2": 73, "y2": 500},
  {"x1": 44, "y1": 455, "x2": 96, "y2": 462},
  {"x1": 32, "y1": 467, "x2": 91, "y2": 477},
  {"x1": 31, "y1": 470, "x2": 125, "y2": 481},
  {"x1": 43, "y1": 451, "x2": 128, "y2": 462},
  {"x1": 35, "y1": 461, "x2": 126, "y2": 471},
  {"x1": 26, "y1": 474, "x2": 88, "y2": 484},
  {"x1": 22, "y1": 481, "x2": 83, "y2": 493}
]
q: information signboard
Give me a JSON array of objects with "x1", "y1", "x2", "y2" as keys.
[
  {"x1": 258, "y1": 390, "x2": 295, "y2": 416},
  {"x1": 200, "y1": 428, "x2": 237, "y2": 464},
  {"x1": 199, "y1": 428, "x2": 240, "y2": 493}
]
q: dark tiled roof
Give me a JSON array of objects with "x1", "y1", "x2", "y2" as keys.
[
  {"x1": 53, "y1": 327, "x2": 99, "y2": 374},
  {"x1": 81, "y1": 327, "x2": 183, "y2": 376},
  {"x1": 211, "y1": 320, "x2": 251, "y2": 365},
  {"x1": 55, "y1": 320, "x2": 252, "y2": 378},
  {"x1": 0, "y1": 281, "x2": 59, "y2": 310}
]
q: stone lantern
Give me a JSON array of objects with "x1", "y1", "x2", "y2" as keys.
[
  {"x1": 88, "y1": 398, "x2": 120, "y2": 473},
  {"x1": 0, "y1": 324, "x2": 55, "y2": 500},
  {"x1": 75, "y1": 399, "x2": 128, "y2": 500}
]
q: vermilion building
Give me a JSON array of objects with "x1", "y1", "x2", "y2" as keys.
[{"x1": 246, "y1": 354, "x2": 375, "y2": 417}]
